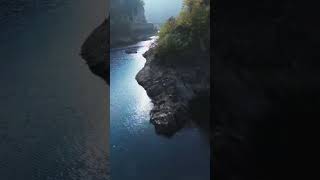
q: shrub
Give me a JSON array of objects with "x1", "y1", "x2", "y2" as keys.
[{"x1": 156, "y1": 0, "x2": 210, "y2": 56}]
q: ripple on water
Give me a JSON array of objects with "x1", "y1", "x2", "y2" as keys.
[
  {"x1": 0, "y1": 0, "x2": 109, "y2": 179},
  {"x1": 110, "y1": 37, "x2": 210, "y2": 180}
]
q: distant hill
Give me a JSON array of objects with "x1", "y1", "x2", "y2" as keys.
[{"x1": 110, "y1": 0, "x2": 156, "y2": 47}]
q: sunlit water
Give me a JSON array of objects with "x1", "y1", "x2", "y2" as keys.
[
  {"x1": 110, "y1": 37, "x2": 210, "y2": 180},
  {"x1": 0, "y1": 1, "x2": 109, "y2": 179}
]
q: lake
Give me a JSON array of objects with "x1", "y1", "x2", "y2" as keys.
[
  {"x1": 110, "y1": 37, "x2": 210, "y2": 180},
  {"x1": 0, "y1": 0, "x2": 109, "y2": 179}
]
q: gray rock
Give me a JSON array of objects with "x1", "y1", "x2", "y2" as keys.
[{"x1": 136, "y1": 47, "x2": 210, "y2": 136}]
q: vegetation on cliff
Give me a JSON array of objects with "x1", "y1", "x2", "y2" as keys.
[
  {"x1": 156, "y1": 0, "x2": 210, "y2": 56},
  {"x1": 136, "y1": 0, "x2": 210, "y2": 136}
]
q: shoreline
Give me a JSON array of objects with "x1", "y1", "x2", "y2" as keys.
[
  {"x1": 136, "y1": 47, "x2": 210, "y2": 137},
  {"x1": 110, "y1": 32, "x2": 156, "y2": 49},
  {"x1": 109, "y1": 36, "x2": 210, "y2": 179},
  {"x1": 81, "y1": 21, "x2": 210, "y2": 137},
  {"x1": 81, "y1": 19, "x2": 157, "y2": 84}
]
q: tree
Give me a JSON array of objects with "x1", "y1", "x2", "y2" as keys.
[{"x1": 156, "y1": 0, "x2": 210, "y2": 56}]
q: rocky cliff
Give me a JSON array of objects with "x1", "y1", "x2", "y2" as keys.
[
  {"x1": 136, "y1": 43, "x2": 210, "y2": 136},
  {"x1": 136, "y1": 0, "x2": 210, "y2": 136},
  {"x1": 110, "y1": 0, "x2": 156, "y2": 47}
]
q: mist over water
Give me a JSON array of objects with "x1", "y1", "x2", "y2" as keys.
[{"x1": 143, "y1": 0, "x2": 183, "y2": 23}]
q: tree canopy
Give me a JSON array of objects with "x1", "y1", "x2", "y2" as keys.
[{"x1": 156, "y1": 0, "x2": 210, "y2": 56}]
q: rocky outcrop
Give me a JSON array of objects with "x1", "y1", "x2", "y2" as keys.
[
  {"x1": 136, "y1": 46, "x2": 210, "y2": 136},
  {"x1": 81, "y1": 19, "x2": 109, "y2": 83},
  {"x1": 110, "y1": 0, "x2": 157, "y2": 47},
  {"x1": 135, "y1": 0, "x2": 210, "y2": 137}
]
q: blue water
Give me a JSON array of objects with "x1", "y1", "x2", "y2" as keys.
[
  {"x1": 110, "y1": 37, "x2": 210, "y2": 180},
  {"x1": 0, "y1": 1, "x2": 109, "y2": 179}
]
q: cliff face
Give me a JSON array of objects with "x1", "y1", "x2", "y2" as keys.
[
  {"x1": 110, "y1": 0, "x2": 156, "y2": 47},
  {"x1": 136, "y1": 0, "x2": 210, "y2": 136},
  {"x1": 81, "y1": 19, "x2": 109, "y2": 83},
  {"x1": 134, "y1": 0, "x2": 210, "y2": 137},
  {"x1": 136, "y1": 47, "x2": 210, "y2": 136}
]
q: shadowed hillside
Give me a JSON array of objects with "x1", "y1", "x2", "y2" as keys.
[{"x1": 110, "y1": 0, "x2": 156, "y2": 47}]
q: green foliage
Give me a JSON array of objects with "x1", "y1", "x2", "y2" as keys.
[
  {"x1": 156, "y1": 0, "x2": 210, "y2": 56},
  {"x1": 157, "y1": 17, "x2": 193, "y2": 55}
]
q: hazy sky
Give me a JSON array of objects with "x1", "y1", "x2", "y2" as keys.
[{"x1": 143, "y1": 0, "x2": 183, "y2": 23}]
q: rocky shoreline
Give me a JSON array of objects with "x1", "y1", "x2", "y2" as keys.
[
  {"x1": 136, "y1": 47, "x2": 210, "y2": 136},
  {"x1": 80, "y1": 19, "x2": 157, "y2": 83},
  {"x1": 110, "y1": 26, "x2": 157, "y2": 48},
  {"x1": 80, "y1": 18, "x2": 210, "y2": 138}
]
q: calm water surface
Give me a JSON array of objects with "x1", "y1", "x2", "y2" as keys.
[
  {"x1": 0, "y1": 1, "x2": 109, "y2": 179},
  {"x1": 110, "y1": 37, "x2": 210, "y2": 180}
]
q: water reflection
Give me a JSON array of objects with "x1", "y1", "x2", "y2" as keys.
[
  {"x1": 130, "y1": 39, "x2": 156, "y2": 124},
  {"x1": 111, "y1": 37, "x2": 156, "y2": 132},
  {"x1": 0, "y1": 0, "x2": 109, "y2": 179},
  {"x1": 110, "y1": 37, "x2": 210, "y2": 180}
]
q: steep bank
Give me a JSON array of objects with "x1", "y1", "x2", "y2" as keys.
[
  {"x1": 136, "y1": 0, "x2": 210, "y2": 136},
  {"x1": 81, "y1": 19, "x2": 109, "y2": 83},
  {"x1": 81, "y1": 0, "x2": 158, "y2": 83},
  {"x1": 81, "y1": 0, "x2": 160, "y2": 83},
  {"x1": 136, "y1": 45, "x2": 210, "y2": 136},
  {"x1": 110, "y1": 0, "x2": 157, "y2": 47}
]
